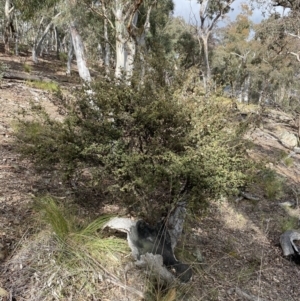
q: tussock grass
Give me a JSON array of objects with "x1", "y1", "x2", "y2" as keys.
[
  {"x1": 35, "y1": 196, "x2": 70, "y2": 240},
  {"x1": 23, "y1": 63, "x2": 32, "y2": 73},
  {"x1": 34, "y1": 196, "x2": 197, "y2": 300},
  {"x1": 280, "y1": 216, "x2": 299, "y2": 232},
  {"x1": 18, "y1": 196, "x2": 132, "y2": 300}
]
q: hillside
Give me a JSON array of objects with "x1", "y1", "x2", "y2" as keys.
[{"x1": 1, "y1": 51, "x2": 300, "y2": 301}]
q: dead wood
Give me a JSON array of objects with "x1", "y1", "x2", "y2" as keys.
[
  {"x1": 280, "y1": 229, "x2": 300, "y2": 257},
  {"x1": 3, "y1": 71, "x2": 55, "y2": 83}
]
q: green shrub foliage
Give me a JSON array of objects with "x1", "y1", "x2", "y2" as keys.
[{"x1": 15, "y1": 74, "x2": 251, "y2": 215}]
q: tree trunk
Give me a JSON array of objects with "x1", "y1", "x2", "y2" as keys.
[
  {"x1": 54, "y1": 27, "x2": 61, "y2": 59},
  {"x1": 201, "y1": 35, "x2": 211, "y2": 86},
  {"x1": 242, "y1": 76, "x2": 250, "y2": 103},
  {"x1": 104, "y1": 18, "x2": 110, "y2": 75},
  {"x1": 115, "y1": 4, "x2": 127, "y2": 79},
  {"x1": 14, "y1": 15, "x2": 19, "y2": 56},
  {"x1": 124, "y1": 13, "x2": 138, "y2": 80},
  {"x1": 32, "y1": 13, "x2": 61, "y2": 63},
  {"x1": 4, "y1": 0, "x2": 14, "y2": 54},
  {"x1": 66, "y1": 35, "x2": 74, "y2": 75},
  {"x1": 70, "y1": 22, "x2": 91, "y2": 82}
]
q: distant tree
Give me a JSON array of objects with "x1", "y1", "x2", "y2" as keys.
[
  {"x1": 87, "y1": 0, "x2": 174, "y2": 81},
  {"x1": 212, "y1": 5, "x2": 253, "y2": 100},
  {"x1": 192, "y1": 0, "x2": 235, "y2": 90},
  {"x1": 4, "y1": 0, "x2": 15, "y2": 54}
]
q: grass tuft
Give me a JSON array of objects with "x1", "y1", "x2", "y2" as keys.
[
  {"x1": 23, "y1": 63, "x2": 32, "y2": 73},
  {"x1": 27, "y1": 80, "x2": 60, "y2": 92},
  {"x1": 35, "y1": 196, "x2": 70, "y2": 240}
]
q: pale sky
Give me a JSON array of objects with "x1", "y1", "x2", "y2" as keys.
[{"x1": 172, "y1": 0, "x2": 280, "y2": 25}]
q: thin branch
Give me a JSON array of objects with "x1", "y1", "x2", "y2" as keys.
[
  {"x1": 289, "y1": 51, "x2": 300, "y2": 62},
  {"x1": 286, "y1": 32, "x2": 300, "y2": 39},
  {"x1": 89, "y1": 5, "x2": 115, "y2": 30}
]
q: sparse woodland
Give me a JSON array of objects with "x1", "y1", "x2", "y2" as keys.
[{"x1": 1, "y1": 0, "x2": 300, "y2": 300}]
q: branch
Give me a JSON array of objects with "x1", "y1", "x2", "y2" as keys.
[
  {"x1": 288, "y1": 51, "x2": 300, "y2": 62},
  {"x1": 89, "y1": 4, "x2": 115, "y2": 30},
  {"x1": 208, "y1": 0, "x2": 234, "y2": 32},
  {"x1": 8, "y1": 6, "x2": 14, "y2": 14},
  {"x1": 286, "y1": 32, "x2": 300, "y2": 39}
]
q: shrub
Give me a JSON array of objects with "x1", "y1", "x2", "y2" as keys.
[
  {"x1": 258, "y1": 168, "x2": 285, "y2": 200},
  {"x1": 59, "y1": 52, "x2": 68, "y2": 62},
  {"x1": 15, "y1": 70, "x2": 252, "y2": 216}
]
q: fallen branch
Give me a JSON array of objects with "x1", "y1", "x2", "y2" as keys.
[
  {"x1": 3, "y1": 71, "x2": 56, "y2": 83},
  {"x1": 280, "y1": 229, "x2": 300, "y2": 257},
  {"x1": 167, "y1": 201, "x2": 187, "y2": 250}
]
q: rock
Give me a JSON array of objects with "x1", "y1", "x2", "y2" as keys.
[
  {"x1": 294, "y1": 147, "x2": 300, "y2": 154},
  {"x1": 0, "y1": 287, "x2": 9, "y2": 298},
  {"x1": 278, "y1": 130, "x2": 298, "y2": 149}
]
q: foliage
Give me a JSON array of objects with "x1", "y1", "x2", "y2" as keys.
[
  {"x1": 257, "y1": 169, "x2": 285, "y2": 200},
  {"x1": 175, "y1": 31, "x2": 201, "y2": 69},
  {"x1": 15, "y1": 67, "x2": 252, "y2": 216},
  {"x1": 35, "y1": 196, "x2": 70, "y2": 240},
  {"x1": 280, "y1": 215, "x2": 299, "y2": 232}
]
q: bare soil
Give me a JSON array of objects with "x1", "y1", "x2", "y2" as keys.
[{"x1": 1, "y1": 50, "x2": 300, "y2": 301}]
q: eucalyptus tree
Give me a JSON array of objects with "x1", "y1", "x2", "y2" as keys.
[
  {"x1": 194, "y1": 0, "x2": 235, "y2": 88},
  {"x1": 13, "y1": 0, "x2": 62, "y2": 62},
  {"x1": 248, "y1": 0, "x2": 300, "y2": 107},
  {"x1": 4, "y1": 0, "x2": 15, "y2": 53},
  {"x1": 212, "y1": 6, "x2": 254, "y2": 100},
  {"x1": 252, "y1": 13, "x2": 299, "y2": 107},
  {"x1": 88, "y1": 0, "x2": 174, "y2": 81}
]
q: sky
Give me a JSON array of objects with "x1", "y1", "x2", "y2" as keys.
[{"x1": 172, "y1": 0, "x2": 282, "y2": 25}]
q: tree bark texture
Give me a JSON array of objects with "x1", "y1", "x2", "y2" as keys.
[{"x1": 70, "y1": 22, "x2": 91, "y2": 82}]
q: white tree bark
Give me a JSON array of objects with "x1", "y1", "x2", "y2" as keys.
[
  {"x1": 70, "y1": 22, "x2": 91, "y2": 82},
  {"x1": 92, "y1": 0, "x2": 156, "y2": 80},
  {"x1": 4, "y1": 0, "x2": 14, "y2": 54},
  {"x1": 114, "y1": 2, "x2": 128, "y2": 79}
]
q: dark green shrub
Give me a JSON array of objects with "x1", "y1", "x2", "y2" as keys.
[{"x1": 15, "y1": 72, "x2": 252, "y2": 216}]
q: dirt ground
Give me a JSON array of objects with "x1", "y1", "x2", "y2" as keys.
[{"x1": 1, "y1": 50, "x2": 300, "y2": 301}]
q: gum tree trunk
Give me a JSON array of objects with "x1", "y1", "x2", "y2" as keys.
[
  {"x1": 70, "y1": 22, "x2": 91, "y2": 82},
  {"x1": 32, "y1": 12, "x2": 61, "y2": 63},
  {"x1": 4, "y1": 0, "x2": 14, "y2": 54}
]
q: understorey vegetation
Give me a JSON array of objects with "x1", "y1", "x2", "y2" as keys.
[{"x1": 15, "y1": 66, "x2": 254, "y2": 218}]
